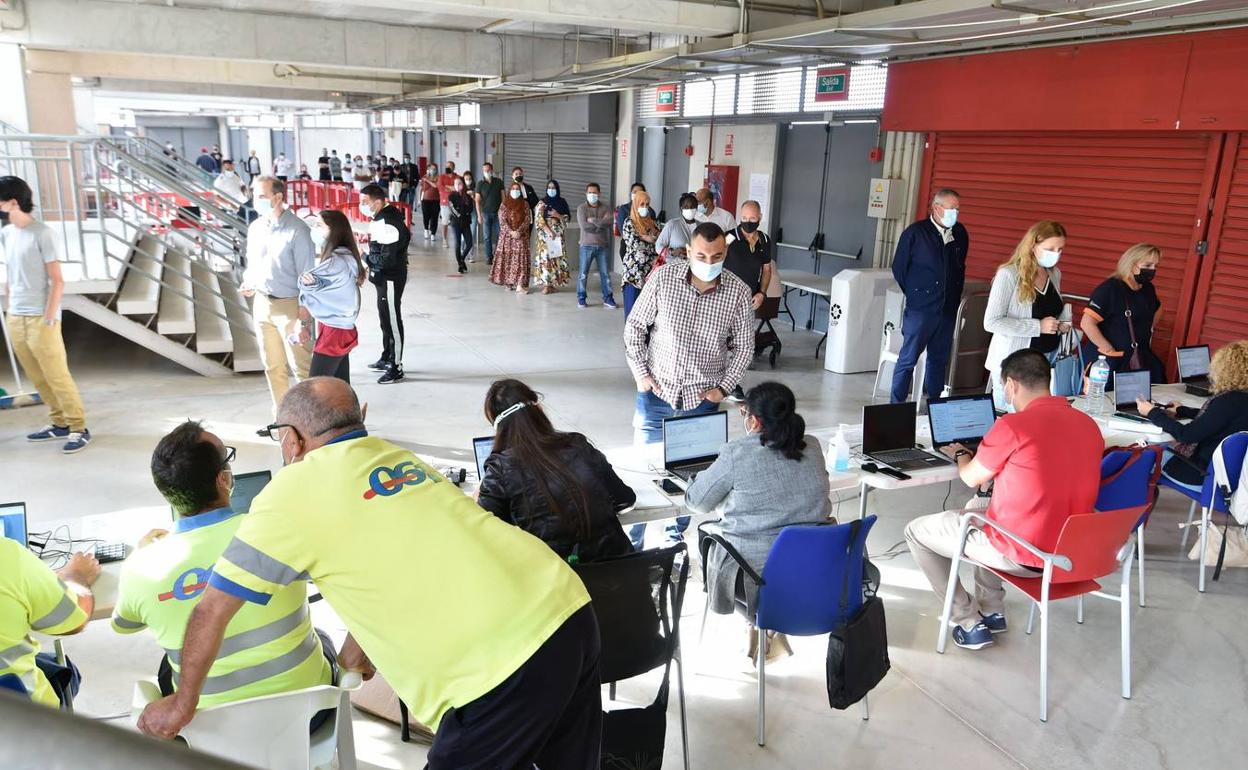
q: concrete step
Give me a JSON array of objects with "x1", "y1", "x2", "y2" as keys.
[
  {"x1": 115, "y1": 235, "x2": 166, "y2": 316},
  {"x1": 156, "y1": 247, "x2": 196, "y2": 336},
  {"x1": 191, "y1": 262, "x2": 233, "y2": 355},
  {"x1": 218, "y1": 275, "x2": 263, "y2": 373}
]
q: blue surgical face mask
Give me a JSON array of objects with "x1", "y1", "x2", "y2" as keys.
[
  {"x1": 689, "y1": 258, "x2": 723, "y2": 282},
  {"x1": 253, "y1": 196, "x2": 274, "y2": 216},
  {"x1": 1003, "y1": 382, "x2": 1017, "y2": 414},
  {"x1": 1036, "y1": 249, "x2": 1061, "y2": 269},
  {"x1": 586, "y1": 193, "x2": 599, "y2": 205},
  {"x1": 547, "y1": 188, "x2": 557, "y2": 198},
  {"x1": 510, "y1": 188, "x2": 522, "y2": 199},
  {"x1": 940, "y1": 207, "x2": 958, "y2": 228},
  {"x1": 697, "y1": 203, "x2": 708, "y2": 215},
  {"x1": 637, "y1": 206, "x2": 650, "y2": 218}
]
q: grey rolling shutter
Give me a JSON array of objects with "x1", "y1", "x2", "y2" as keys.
[
  {"x1": 502, "y1": 134, "x2": 551, "y2": 183},
  {"x1": 551, "y1": 134, "x2": 613, "y2": 212}
]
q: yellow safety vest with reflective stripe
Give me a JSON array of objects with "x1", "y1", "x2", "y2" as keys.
[
  {"x1": 112, "y1": 507, "x2": 331, "y2": 708},
  {"x1": 0, "y1": 539, "x2": 89, "y2": 707}
]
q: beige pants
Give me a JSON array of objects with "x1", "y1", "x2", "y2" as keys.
[
  {"x1": 252, "y1": 294, "x2": 311, "y2": 409},
  {"x1": 904, "y1": 508, "x2": 1036, "y2": 631},
  {"x1": 7, "y1": 315, "x2": 86, "y2": 432}
]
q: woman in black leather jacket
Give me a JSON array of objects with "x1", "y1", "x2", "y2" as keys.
[{"x1": 477, "y1": 379, "x2": 636, "y2": 562}]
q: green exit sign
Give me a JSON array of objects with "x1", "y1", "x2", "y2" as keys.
[
  {"x1": 814, "y1": 67, "x2": 850, "y2": 102},
  {"x1": 655, "y1": 84, "x2": 677, "y2": 112}
]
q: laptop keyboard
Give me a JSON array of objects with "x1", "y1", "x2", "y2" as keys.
[
  {"x1": 672, "y1": 462, "x2": 713, "y2": 481},
  {"x1": 872, "y1": 448, "x2": 936, "y2": 465}
]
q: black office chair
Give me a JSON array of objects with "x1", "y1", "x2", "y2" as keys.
[
  {"x1": 573, "y1": 543, "x2": 690, "y2": 770},
  {"x1": 754, "y1": 297, "x2": 782, "y2": 368}
]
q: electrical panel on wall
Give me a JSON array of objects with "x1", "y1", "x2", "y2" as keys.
[{"x1": 867, "y1": 178, "x2": 907, "y2": 219}]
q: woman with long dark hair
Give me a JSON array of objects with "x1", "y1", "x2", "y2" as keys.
[
  {"x1": 477, "y1": 379, "x2": 635, "y2": 562},
  {"x1": 296, "y1": 209, "x2": 365, "y2": 382},
  {"x1": 686, "y1": 381, "x2": 831, "y2": 661}
]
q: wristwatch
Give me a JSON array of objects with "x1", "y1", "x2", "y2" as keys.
[
  {"x1": 717, "y1": 386, "x2": 730, "y2": 399},
  {"x1": 953, "y1": 449, "x2": 972, "y2": 460}
]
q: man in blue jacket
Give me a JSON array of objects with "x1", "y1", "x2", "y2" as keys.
[{"x1": 890, "y1": 188, "x2": 969, "y2": 404}]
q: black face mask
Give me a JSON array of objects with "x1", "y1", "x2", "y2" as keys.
[
  {"x1": 1136, "y1": 268, "x2": 1156, "y2": 284},
  {"x1": 445, "y1": 167, "x2": 453, "y2": 174},
  {"x1": 514, "y1": 175, "x2": 523, "y2": 182},
  {"x1": 740, "y1": 221, "x2": 759, "y2": 234}
]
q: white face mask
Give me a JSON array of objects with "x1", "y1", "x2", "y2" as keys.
[
  {"x1": 940, "y1": 207, "x2": 959, "y2": 228},
  {"x1": 697, "y1": 203, "x2": 708, "y2": 215},
  {"x1": 547, "y1": 188, "x2": 558, "y2": 197},
  {"x1": 637, "y1": 206, "x2": 649, "y2": 218},
  {"x1": 586, "y1": 193, "x2": 599, "y2": 205},
  {"x1": 1036, "y1": 249, "x2": 1061, "y2": 269},
  {"x1": 689, "y1": 258, "x2": 723, "y2": 282},
  {"x1": 483, "y1": 170, "x2": 492, "y2": 179},
  {"x1": 681, "y1": 208, "x2": 696, "y2": 222},
  {"x1": 253, "y1": 197, "x2": 274, "y2": 216},
  {"x1": 509, "y1": 188, "x2": 522, "y2": 199},
  {"x1": 1003, "y1": 381, "x2": 1017, "y2": 414},
  {"x1": 359, "y1": 201, "x2": 374, "y2": 217}
]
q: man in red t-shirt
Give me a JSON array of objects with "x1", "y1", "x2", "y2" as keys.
[
  {"x1": 437, "y1": 160, "x2": 458, "y2": 248},
  {"x1": 904, "y1": 349, "x2": 1102, "y2": 651}
]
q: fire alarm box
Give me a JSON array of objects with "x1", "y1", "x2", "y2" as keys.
[{"x1": 867, "y1": 178, "x2": 906, "y2": 220}]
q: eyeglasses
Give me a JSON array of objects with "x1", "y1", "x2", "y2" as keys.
[
  {"x1": 257, "y1": 423, "x2": 296, "y2": 442},
  {"x1": 221, "y1": 445, "x2": 237, "y2": 466},
  {"x1": 737, "y1": 405, "x2": 751, "y2": 418}
]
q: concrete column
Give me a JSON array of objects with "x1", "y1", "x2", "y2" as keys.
[
  {"x1": 217, "y1": 117, "x2": 230, "y2": 160},
  {"x1": 0, "y1": 43, "x2": 31, "y2": 131},
  {"x1": 1, "y1": 47, "x2": 80, "y2": 221}
]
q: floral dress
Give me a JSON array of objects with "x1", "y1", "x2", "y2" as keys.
[
  {"x1": 621, "y1": 218, "x2": 658, "y2": 289},
  {"x1": 490, "y1": 205, "x2": 532, "y2": 289},
  {"x1": 533, "y1": 203, "x2": 571, "y2": 288}
]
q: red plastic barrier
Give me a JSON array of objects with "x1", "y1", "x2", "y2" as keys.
[{"x1": 287, "y1": 179, "x2": 311, "y2": 208}]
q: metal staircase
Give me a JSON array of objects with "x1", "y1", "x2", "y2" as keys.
[{"x1": 0, "y1": 129, "x2": 262, "y2": 376}]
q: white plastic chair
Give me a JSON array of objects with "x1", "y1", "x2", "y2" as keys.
[
  {"x1": 873, "y1": 328, "x2": 924, "y2": 401},
  {"x1": 130, "y1": 672, "x2": 362, "y2": 770}
]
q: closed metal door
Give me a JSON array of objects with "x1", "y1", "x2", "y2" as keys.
[
  {"x1": 1189, "y1": 132, "x2": 1248, "y2": 352},
  {"x1": 503, "y1": 133, "x2": 552, "y2": 183},
  {"x1": 552, "y1": 134, "x2": 613, "y2": 212}
]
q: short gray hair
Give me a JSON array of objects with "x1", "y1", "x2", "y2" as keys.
[
  {"x1": 740, "y1": 200, "x2": 761, "y2": 215},
  {"x1": 257, "y1": 175, "x2": 286, "y2": 199},
  {"x1": 932, "y1": 187, "x2": 960, "y2": 205},
  {"x1": 277, "y1": 377, "x2": 363, "y2": 439}
]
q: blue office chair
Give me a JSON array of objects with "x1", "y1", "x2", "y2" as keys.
[
  {"x1": 1096, "y1": 446, "x2": 1161, "y2": 607},
  {"x1": 698, "y1": 516, "x2": 877, "y2": 746},
  {"x1": 1160, "y1": 432, "x2": 1248, "y2": 592}
]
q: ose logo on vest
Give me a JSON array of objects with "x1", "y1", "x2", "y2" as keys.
[
  {"x1": 158, "y1": 567, "x2": 211, "y2": 602},
  {"x1": 363, "y1": 460, "x2": 442, "y2": 500}
]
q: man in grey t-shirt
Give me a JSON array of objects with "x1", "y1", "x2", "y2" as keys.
[
  {"x1": 0, "y1": 176, "x2": 91, "y2": 453},
  {"x1": 575, "y1": 183, "x2": 617, "y2": 309}
]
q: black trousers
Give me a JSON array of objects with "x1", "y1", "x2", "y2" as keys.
[
  {"x1": 309, "y1": 351, "x2": 350, "y2": 383},
  {"x1": 452, "y1": 222, "x2": 473, "y2": 266},
  {"x1": 421, "y1": 200, "x2": 440, "y2": 234},
  {"x1": 370, "y1": 268, "x2": 407, "y2": 368},
  {"x1": 425, "y1": 604, "x2": 602, "y2": 770}
]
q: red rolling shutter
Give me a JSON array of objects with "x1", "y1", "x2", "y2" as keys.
[
  {"x1": 921, "y1": 132, "x2": 1222, "y2": 366},
  {"x1": 1190, "y1": 133, "x2": 1248, "y2": 352}
]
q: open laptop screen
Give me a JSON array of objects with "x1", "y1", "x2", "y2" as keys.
[
  {"x1": 1113, "y1": 370, "x2": 1152, "y2": 408},
  {"x1": 862, "y1": 402, "x2": 916, "y2": 455},
  {"x1": 0, "y1": 502, "x2": 28, "y2": 548},
  {"x1": 663, "y1": 412, "x2": 728, "y2": 467},
  {"x1": 1177, "y1": 345, "x2": 1211, "y2": 381},
  {"x1": 928, "y1": 395, "x2": 996, "y2": 446},
  {"x1": 230, "y1": 471, "x2": 272, "y2": 514},
  {"x1": 473, "y1": 436, "x2": 495, "y2": 480}
]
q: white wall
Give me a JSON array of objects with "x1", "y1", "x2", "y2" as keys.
[
  {"x1": 0, "y1": 44, "x2": 31, "y2": 131},
  {"x1": 444, "y1": 130, "x2": 471, "y2": 169},
  {"x1": 686, "y1": 123, "x2": 778, "y2": 232},
  {"x1": 246, "y1": 127, "x2": 272, "y2": 174},
  {"x1": 383, "y1": 129, "x2": 404, "y2": 160},
  {"x1": 298, "y1": 128, "x2": 369, "y2": 171}
]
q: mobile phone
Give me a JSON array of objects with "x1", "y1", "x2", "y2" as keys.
[{"x1": 655, "y1": 478, "x2": 683, "y2": 495}]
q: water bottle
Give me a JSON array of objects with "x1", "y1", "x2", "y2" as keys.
[
  {"x1": 1087, "y1": 356, "x2": 1111, "y2": 417},
  {"x1": 831, "y1": 424, "x2": 851, "y2": 472}
]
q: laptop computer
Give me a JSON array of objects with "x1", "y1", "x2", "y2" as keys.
[
  {"x1": 1112, "y1": 370, "x2": 1152, "y2": 415},
  {"x1": 1177, "y1": 345, "x2": 1213, "y2": 397},
  {"x1": 862, "y1": 402, "x2": 951, "y2": 471},
  {"x1": 927, "y1": 394, "x2": 997, "y2": 450},
  {"x1": 230, "y1": 470, "x2": 273, "y2": 513},
  {"x1": 0, "y1": 502, "x2": 28, "y2": 547},
  {"x1": 472, "y1": 436, "x2": 495, "y2": 481},
  {"x1": 663, "y1": 411, "x2": 728, "y2": 482}
]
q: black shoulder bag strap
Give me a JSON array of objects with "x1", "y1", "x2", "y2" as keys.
[
  {"x1": 839, "y1": 520, "x2": 864, "y2": 620},
  {"x1": 1118, "y1": 280, "x2": 1144, "y2": 370}
]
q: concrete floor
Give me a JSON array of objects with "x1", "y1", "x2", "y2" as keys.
[{"x1": 3, "y1": 239, "x2": 1245, "y2": 770}]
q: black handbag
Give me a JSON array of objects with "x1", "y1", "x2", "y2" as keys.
[{"x1": 826, "y1": 522, "x2": 890, "y2": 710}]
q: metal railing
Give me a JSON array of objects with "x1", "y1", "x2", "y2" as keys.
[{"x1": 0, "y1": 132, "x2": 255, "y2": 344}]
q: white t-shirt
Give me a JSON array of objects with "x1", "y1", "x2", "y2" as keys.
[
  {"x1": 212, "y1": 170, "x2": 246, "y2": 203},
  {"x1": 274, "y1": 156, "x2": 293, "y2": 177},
  {"x1": 696, "y1": 206, "x2": 736, "y2": 234},
  {"x1": 0, "y1": 221, "x2": 60, "y2": 318}
]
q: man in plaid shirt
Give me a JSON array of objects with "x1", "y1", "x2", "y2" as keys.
[{"x1": 623, "y1": 221, "x2": 755, "y2": 545}]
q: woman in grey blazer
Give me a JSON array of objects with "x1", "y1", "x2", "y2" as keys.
[
  {"x1": 983, "y1": 220, "x2": 1073, "y2": 409},
  {"x1": 685, "y1": 381, "x2": 831, "y2": 660}
]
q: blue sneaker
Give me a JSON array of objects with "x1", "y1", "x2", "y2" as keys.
[
  {"x1": 603, "y1": 297, "x2": 619, "y2": 309},
  {"x1": 577, "y1": 299, "x2": 588, "y2": 309},
  {"x1": 979, "y1": 612, "x2": 1008, "y2": 634},
  {"x1": 952, "y1": 622, "x2": 995, "y2": 650},
  {"x1": 27, "y1": 424, "x2": 70, "y2": 442},
  {"x1": 62, "y1": 430, "x2": 91, "y2": 454}
]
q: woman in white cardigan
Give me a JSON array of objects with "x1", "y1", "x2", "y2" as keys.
[{"x1": 983, "y1": 220, "x2": 1073, "y2": 409}]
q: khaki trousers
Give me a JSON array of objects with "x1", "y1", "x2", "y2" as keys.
[
  {"x1": 904, "y1": 508, "x2": 1036, "y2": 631},
  {"x1": 251, "y1": 294, "x2": 311, "y2": 409},
  {"x1": 6, "y1": 315, "x2": 86, "y2": 431}
]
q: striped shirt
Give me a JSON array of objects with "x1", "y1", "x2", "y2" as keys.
[
  {"x1": 624, "y1": 261, "x2": 755, "y2": 410},
  {"x1": 0, "y1": 539, "x2": 89, "y2": 707},
  {"x1": 112, "y1": 507, "x2": 330, "y2": 709}
]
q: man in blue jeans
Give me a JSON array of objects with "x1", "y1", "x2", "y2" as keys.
[
  {"x1": 890, "y1": 188, "x2": 969, "y2": 404},
  {"x1": 576, "y1": 182, "x2": 618, "y2": 309},
  {"x1": 476, "y1": 162, "x2": 505, "y2": 265},
  {"x1": 623, "y1": 222, "x2": 754, "y2": 547}
]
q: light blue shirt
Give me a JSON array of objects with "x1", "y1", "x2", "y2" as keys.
[
  {"x1": 299, "y1": 248, "x2": 360, "y2": 330},
  {"x1": 243, "y1": 209, "x2": 315, "y2": 298},
  {"x1": 1, "y1": 221, "x2": 60, "y2": 318}
]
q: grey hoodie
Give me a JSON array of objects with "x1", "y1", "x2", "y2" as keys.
[{"x1": 298, "y1": 247, "x2": 360, "y2": 330}]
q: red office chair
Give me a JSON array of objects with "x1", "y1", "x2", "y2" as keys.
[{"x1": 936, "y1": 506, "x2": 1145, "y2": 722}]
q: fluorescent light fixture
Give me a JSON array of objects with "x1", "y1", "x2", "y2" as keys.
[
  {"x1": 845, "y1": 119, "x2": 877, "y2": 124},
  {"x1": 789, "y1": 120, "x2": 828, "y2": 127}
]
